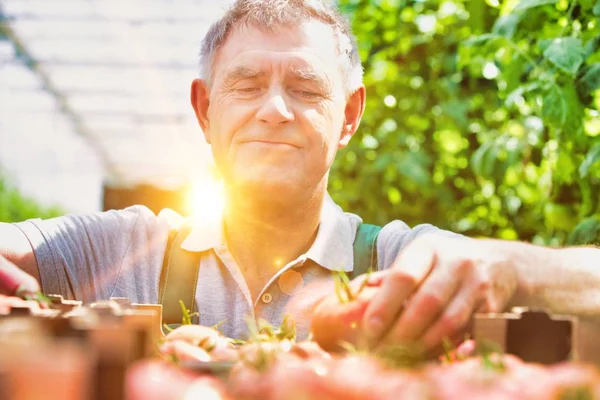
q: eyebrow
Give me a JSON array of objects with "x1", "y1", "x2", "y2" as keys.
[
  {"x1": 289, "y1": 68, "x2": 330, "y2": 89},
  {"x1": 223, "y1": 66, "x2": 265, "y2": 84}
]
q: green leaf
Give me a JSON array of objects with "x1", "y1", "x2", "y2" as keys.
[
  {"x1": 579, "y1": 142, "x2": 600, "y2": 178},
  {"x1": 558, "y1": 387, "x2": 594, "y2": 400},
  {"x1": 545, "y1": 203, "x2": 577, "y2": 231},
  {"x1": 387, "y1": 186, "x2": 402, "y2": 205},
  {"x1": 471, "y1": 140, "x2": 498, "y2": 179},
  {"x1": 441, "y1": 100, "x2": 469, "y2": 129},
  {"x1": 578, "y1": 65, "x2": 600, "y2": 92},
  {"x1": 542, "y1": 85, "x2": 567, "y2": 128},
  {"x1": 514, "y1": 0, "x2": 558, "y2": 11},
  {"x1": 579, "y1": 0, "x2": 596, "y2": 9},
  {"x1": 492, "y1": 14, "x2": 521, "y2": 38},
  {"x1": 567, "y1": 215, "x2": 600, "y2": 245},
  {"x1": 333, "y1": 272, "x2": 348, "y2": 304},
  {"x1": 541, "y1": 83, "x2": 585, "y2": 139},
  {"x1": 594, "y1": 0, "x2": 600, "y2": 15},
  {"x1": 537, "y1": 39, "x2": 555, "y2": 54},
  {"x1": 244, "y1": 316, "x2": 260, "y2": 340},
  {"x1": 476, "y1": 340, "x2": 506, "y2": 372},
  {"x1": 179, "y1": 300, "x2": 198, "y2": 325},
  {"x1": 562, "y1": 84, "x2": 586, "y2": 138},
  {"x1": 584, "y1": 34, "x2": 600, "y2": 58},
  {"x1": 396, "y1": 153, "x2": 431, "y2": 186},
  {"x1": 505, "y1": 82, "x2": 541, "y2": 107},
  {"x1": 463, "y1": 33, "x2": 498, "y2": 47},
  {"x1": 555, "y1": 151, "x2": 576, "y2": 184},
  {"x1": 376, "y1": 343, "x2": 426, "y2": 369},
  {"x1": 543, "y1": 37, "x2": 584, "y2": 76},
  {"x1": 277, "y1": 314, "x2": 297, "y2": 341}
]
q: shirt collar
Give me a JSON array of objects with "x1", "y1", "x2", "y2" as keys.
[{"x1": 180, "y1": 194, "x2": 358, "y2": 272}]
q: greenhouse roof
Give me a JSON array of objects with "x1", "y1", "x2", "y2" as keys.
[{"x1": 1, "y1": 0, "x2": 233, "y2": 189}]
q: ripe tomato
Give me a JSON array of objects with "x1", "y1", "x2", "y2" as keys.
[
  {"x1": 125, "y1": 359, "x2": 198, "y2": 400},
  {"x1": 311, "y1": 286, "x2": 379, "y2": 352}
]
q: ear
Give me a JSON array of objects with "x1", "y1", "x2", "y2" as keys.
[
  {"x1": 190, "y1": 78, "x2": 211, "y2": 143},
  {"x1": 339, "y1": 85, "x2": 366, "y2": 148}
]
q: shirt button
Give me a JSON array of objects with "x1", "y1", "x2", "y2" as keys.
[{"x1": 261, "y1": 293, "x2": 273, "y2": 304}]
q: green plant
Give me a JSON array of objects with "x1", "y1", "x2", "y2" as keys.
[
  {"x1": 0, "y1": 172, "x2": 63, "y2": 222},
  {"x1": 331, "y1": 0, "x2": 600, "y2": 246}
]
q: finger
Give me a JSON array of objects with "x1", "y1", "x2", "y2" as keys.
[
  {"x1": 362, "y1": 240, "x2": 437, "y2": 346},
  {"x1": 421, "y1": 282, "x2": 481, "y2": 351},
  {"x1": 375, "y1": 263, "x2": 463, "y2": 351}
]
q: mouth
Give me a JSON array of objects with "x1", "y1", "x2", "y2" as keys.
[{"x1": 243, "y1": 140, "x2": 301, "y2": 149}]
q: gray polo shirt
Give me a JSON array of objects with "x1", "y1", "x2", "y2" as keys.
[{"x1": 14, "y1": 196, "x2": 454, "y2": 340}]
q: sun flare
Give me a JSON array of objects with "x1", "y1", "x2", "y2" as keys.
[{"x1": 186, "y1": 175, "x2": 226, "y2": 219}]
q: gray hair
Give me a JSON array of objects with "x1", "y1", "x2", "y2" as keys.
[{"x1": 199, "y1": 0, "x2": 363, "y2": 95}]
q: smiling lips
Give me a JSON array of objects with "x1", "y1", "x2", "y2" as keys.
[{"x1": 243, "y1": 140, "x2": 302, "y2": 148}]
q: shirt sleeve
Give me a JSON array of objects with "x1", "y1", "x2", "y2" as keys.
[
  {"x1": 12, "y1": 205, "x2": 174, "y2": 304},
  {"x1": 376, "y1": 220, "x2": 466, "y2": 271}
]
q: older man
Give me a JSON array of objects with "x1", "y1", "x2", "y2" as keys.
[{"x1": 1, "y1": 0, "x2": 600, "y2": 352}]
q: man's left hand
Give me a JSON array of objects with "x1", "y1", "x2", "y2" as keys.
[{"x1": 362, "y1": 234, "x2": 519, "y2": 352}]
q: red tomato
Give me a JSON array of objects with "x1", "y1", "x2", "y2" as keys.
[
  {"x1": 228, "y1": 360, "x2": 270, "y2": 400},
  {"x1": 426, "y1": 354, "x2": 556, "y2": 400},
  {"x1": 182, "y1": 376, "x2": 234, "y2": 400},
  {"x1": 546, "y1": 363, "x2": 600, "y2": 399},
  {"x1": 311, "y1": 286, "x2": 379, "y2": 352},
  {"x1": 125, "y1": 359, "x2": 198, "y2": 400},
  {"x1": 326, "y1": 354, "x2": 429, "y2": 400}
]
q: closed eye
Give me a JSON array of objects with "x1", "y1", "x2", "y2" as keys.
[
  {"x1": 294, "y1": 90, "x2": 321, "y2": 98},
  {"x1": 237, "y1": 87, "x2": 261, "y2": 93}
]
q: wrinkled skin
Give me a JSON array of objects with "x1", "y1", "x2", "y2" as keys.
[{"x1": 363, "y1": 235, "x2": 518, "y2": 352}]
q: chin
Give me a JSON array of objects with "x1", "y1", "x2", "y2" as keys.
[{"x1": 233, "y1": 173, "x2": 303, "y2": 203}]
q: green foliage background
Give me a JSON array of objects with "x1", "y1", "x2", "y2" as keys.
[
  {"x1": 0, "y1": 173, "x2": 63, "y2": 222},
  {"x1": 331, "y1": 0, "x2": 600, "y2": 245}
]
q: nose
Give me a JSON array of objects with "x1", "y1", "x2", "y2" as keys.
[{"x1": 256, "y1": 90, "x2": 295, "y2": 125}]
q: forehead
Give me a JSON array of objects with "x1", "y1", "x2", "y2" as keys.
[{"x1": 213, "y1": 20, "x2": 341, "y2": 82}]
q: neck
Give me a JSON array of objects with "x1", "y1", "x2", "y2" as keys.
[{"x1": 223, "y1": 185, "x2": 325, "y2": 281}]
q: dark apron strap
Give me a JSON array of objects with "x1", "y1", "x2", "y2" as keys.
[
  {"x1": 351, "y1": 223, "x2": 382, "y2": 279},
  {"x1": 159, "y1": 220, "x2": 202, "y2": 326},
  {"x1": 160, "y1": 220, "x2": 381, "y2": 325}
]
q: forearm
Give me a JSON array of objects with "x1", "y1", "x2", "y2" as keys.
[{"x1": 495, "y1": 240, "x2": 600, "y2": 317}]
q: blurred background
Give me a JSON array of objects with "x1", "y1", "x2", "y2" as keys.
[
  {"x1": 0, "y1": 0, "x2": 230, "y2": 219},
  {"x1": 1, "y1": 0, "x2": 599, "y2": 246}
]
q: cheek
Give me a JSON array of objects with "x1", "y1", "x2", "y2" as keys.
[
  {"x1": 209, "y1": 97, "x2": 252, "y2": 146},
  {"x1": 301, "y1": 105, "x2": 344, "y2": 150}
]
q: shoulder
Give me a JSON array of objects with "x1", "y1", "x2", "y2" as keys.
[
  {"x1": 376, "y1": 220, "x2": 464, "y2": 270},
  {"x1": 20, "y1": 205, "x2": 184, "y2": 244},
  {"x1": 102, "y1": 205, "x2": 185, "y2": 232}
]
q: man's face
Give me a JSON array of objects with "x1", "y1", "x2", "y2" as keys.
[{"x1": 193, "y1": 20, "x2": 362, "y2": 199}]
